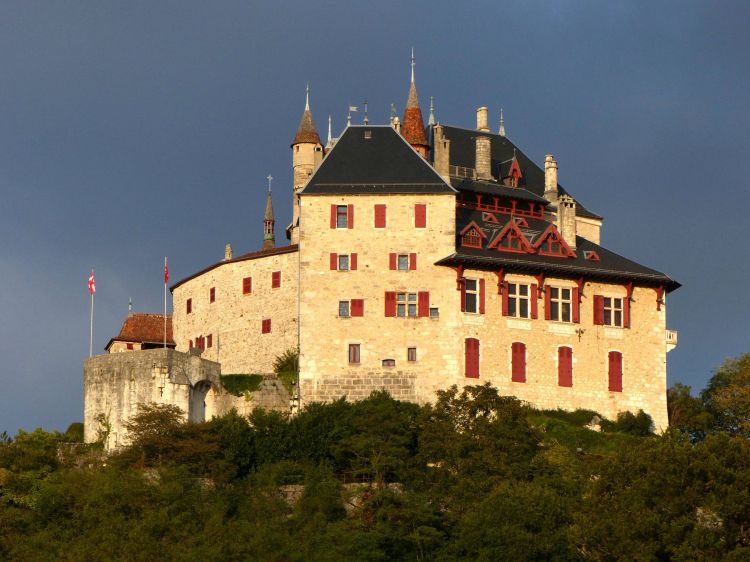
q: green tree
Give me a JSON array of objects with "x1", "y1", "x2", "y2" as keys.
[
  {"x1": 667, "y1": 383, "x2": 714, "y2": 440},
  {"x1": 701, "y1": 353, "x2": 750, "y2": 437}
]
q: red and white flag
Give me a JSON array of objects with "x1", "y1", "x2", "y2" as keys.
[
  {"x1": 164, "y1": 257, "x2": 169, "y2": 284},
  {"x1": 88, "y1": 270, "x2": 96, "y2": 295}
]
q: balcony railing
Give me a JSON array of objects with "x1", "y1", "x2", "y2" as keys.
[{"x1": 666, "y1": 329, "x2": 678, "y2": 351}]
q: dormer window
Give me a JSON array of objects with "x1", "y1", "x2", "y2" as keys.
[
  {"x1": 459, "y1": 221, "x2": 488, "y2": 249},
  {"x1": 533, "y1": 224, "x2": 576, "y2": 258},
  {"x1": 488, "y1": 221, "x2": 534, "y2": 254}
]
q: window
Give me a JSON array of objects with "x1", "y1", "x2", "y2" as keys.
[
  {"x1": 465, "y1": 338, "x2": 480, "y2": 378},
  {"x1": 364, "y1": 130, "x2": 372, "y2": 139},
  {"x1": 272, "y1": 271, "x2": 281, "y2": 288},
  {"x1": 330, "y1": 253, "x2": 358, "y2": 271},
  {"x1": 511, "y1": 342, "x2": 526, "y2": 382},
  {"x1": 186, "y1": 298, "x2": 192, "y2": 314},
  {"x1": 339, "y1": 301, "x2": 350, "y2": 317},
  {"x1": 558, "y1": 346, "x2": 572, "y2": 387},
  {"x1": 608, "y1": 351, "x2": 623, "y2": 392},
  {"x1": 429, "y1": 307, "x2": 439, "y2": 318},
  {"x1": 397, "y1": 292, "x2": 418, "y2": 317},
  {"x1": 374, "y1": 204, "x2": 386, "y2": 228},
  {"x1": 338, "y1": 254, "x2": 350, "y2": 271},
  {"x1": 461, "y1": 226, "x2": 483, "y2": 248},
  {"x1": 407, "y1": 347, "x2": 417, "y2": 362},
  {"x1": 604, "y1": 297, "x2": 623, "y2": 327},
  {"x1": 242, "y1": 277, "x2": 252, "y2": 295},
  {"x1": 331, "y1": 204, "x2": 354, "y2": 229},
  {"x1": 463, "y1": 279, "x2": 478, "y2": 313},
  {"x1": 507, "y1": 283, "x2": 530, "y2": 318},
  {"x1": 348, "y1": 344, "x2": 360, "y2": 364},
  {"x1": 261, "y1": 319, "x2": 271, "y2": 334},
  {"x1": 209, "y1": 287, "x2": 215, "y2": 303},
  {"x1": 390, "y1": 253, "x2": 416, "y2": 270},
  {"x1": 207, "y1": 334, "x2": 213, "y2": 348},
  {"x1": 382, "y1": 359, "x2": 395, "y2": 367},
  {"x1": 415, "y1": 204, "x2": 427, "y2": 228},
  {"x1": 126, "y1": 343, "x2": 134, "y2": 350},
  {"x1": 548, "y1": 287, "x2": 572, "y2": 322}
]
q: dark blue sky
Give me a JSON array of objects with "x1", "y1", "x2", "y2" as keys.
[{"x1": 2, "y1": 1, "x2": 748, "y2": 433}]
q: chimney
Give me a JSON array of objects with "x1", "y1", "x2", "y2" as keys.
[
  {"x1": 393, "y1": 116, "x2": 401, "y2": 134},
  {"x1": 557, "y1": 194, "x2": 577, "y2": 250},
  {"x1": 476, "y1": 106, "x2": 489, "y2": 132},
  {"x1": 224, "y1": 243, "x2": 233, "y2": 260},
  {"x1": 433, "y1": 124, "x2": 451, "y2": 180},
  {"x1": 544, "y1": 154, "x2": 558, "y2": 203}
]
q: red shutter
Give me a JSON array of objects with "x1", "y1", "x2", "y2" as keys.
[
  {"x1": 347, "y1": 204, "x2": 354, "y2": 229},
  {"x1": 415, "y1": 204, "x2": 427, "y2": 228},
  {"x1": 242, "y1": 277, "x2": 252, "y2": 294},
  {"x1": 544, "y1": 285, "x2": 552, "y2": 320},
  {"x1": 330, "y1": 253, "x2": 338, "y2": 270},
  {"x1": 465, "y1": 338, "x2": 479, "y2": 378},
  {"x1": 479, "y1": 279, "x2": 486, "y2": 314},
  {"x1": 351, "y1": 299, "x2": 364, "y2": 317},
  {"x1": 608, "y1": 351, "x2": 623, "y2": 392},
  {"x1": 272, "y1": 271, "x2": 281, "y2": 288},
  {"x1": 418, "y1": 291, "x2": 430, "y2": 317},
  {"x1": 330, "y1": 204, "x2": 336, "y2": 228},
  {"x1": 350, "y1": 253, "x2": 358, "y2": 270},
  {"x1": 593, "y1": 295, "x2": 604, "y2": 325},
  {"x1": 409, "y1": 253, "x2": 417, "y2": 270},
  {"x1": 511, "y1": 342, "x2": 526, "y2": 382},
  {"x1": 385, "y1": 291, "x2": 396, "y2": 317},
  {"x1": 501, "y1": 281, "x2": 509, "y2": 316},
  {"x1": 572, "y1": 287, "x2": 580, "y2": 323},
  {"x1": 623, "y1": 296, "x2": 630, "y2": 328},
  {"x1": 530, "y1": 283, "x2": 538, "y2": 319},
  {"x1": 207, "y1": 334, "x2": 213, "y2": 348},
  {"x1": 460, "y1": 279, "x2": 466, "y2": 312},
  {"x1": 389, "y1": 253, "x2": 397, "y2": 270},
  {"x1": 558, "y1": 347, "x2": 573, "y2": 387},
  {"x1": 210, "y1": 287, "x2": 215, "y2": 303},
  {"x1": 374, "y1": 204, "x2": 386, "y2": 228},
  {"x1": 186, "y1": 298, "x2": 192, "y2": 314}
]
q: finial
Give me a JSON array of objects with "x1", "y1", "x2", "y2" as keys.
[
  {"x1": 410, "y1": 47, "x2": 415, "y2": 83},
  {"x1": 499, "y1": 108, "x2": 506, "y2": 137},
  {"x1": 327, "y1": 115, "x2": 332, "y2": 145},
  {"x1": 128, "y1": 297, "x2": 132, "y2": 314},
  {"x1": 267, "y1": 174, "x2": 273, "y2": 193},
  {"x1": 363, "y1": 100, "x2": 369, "y2": 125},
  {"x1": 305, "y1": 83, "x2": 310, "y2": 111},
  {"x1": 347, "y1": 105, "x2": 357, "y2": 126},
  {"x1": 390, "y1": 103, "x2": 397, "y2": 123},
  {"x1": 428, "y1": 96, "x2": 436, "y2": 126}
]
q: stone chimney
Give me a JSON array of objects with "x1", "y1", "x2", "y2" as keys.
[
  {"x1": 433, "y1": 124, "x2": 451, "y2": 180},
  {"x1": 476, "y1": 106, "x2": 489, "y2": 132},
  {"x1": 224, "y1": 243, "x2": 233, "y2": 260},
  {"x1": 475, "y1": 107, "x2": 492, "y2": 180},
  {"x1": 544, "y1": 154, "x2": 558, "y2": 204},
  {"x1": 557, "y1": 194, "x2": 577, "y2": 250}
]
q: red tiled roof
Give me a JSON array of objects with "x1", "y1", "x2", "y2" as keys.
[{"x1": 109, "y1": 313, "x2": 175, "y2": 347}]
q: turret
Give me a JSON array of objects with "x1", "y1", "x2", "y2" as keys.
[
  {"x1": 401, "y1": 50, "x2": 429, "y2": 159},
  {"x1": 263, "y1": 175, "x2": 276, "y2": 250},
  {"x1": 289, "y1": 85, "x2": 324, "y2": 243}
]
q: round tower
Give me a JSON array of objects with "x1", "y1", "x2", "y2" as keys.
[{"x1": 289, "y1": 86, "x2": 323, "y2": 243}]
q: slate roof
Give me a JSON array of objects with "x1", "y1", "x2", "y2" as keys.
[
  {"x1": 106, "y1": 313, "x2": 175, "y2": 350},
  {"x1": 451, "y1": 177, "x2": 548, "y2": 204},
  {"x1": 292, "y1": 108, "x2": 321, "y2": 146},
  {"x1": 438, "y1": 125, "x2": 601, "y2": 220},
  {"x1": 301, "y1": 126, "x2": 455, "y2": 195},
  {"x1": 438, "y1": 206, "x2": 680, "y2": 291}
]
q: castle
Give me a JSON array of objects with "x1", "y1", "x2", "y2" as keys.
[{"x1": 84, "y1": 58, "x2": 679, "y2": 447}]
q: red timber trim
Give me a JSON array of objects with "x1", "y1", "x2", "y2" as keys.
[
  {"x1": 350, "y1": 253, "x2": 358, "y2": 270},
  {"x1": 460, "y1": 220, "x2": 488, "y2": 249},
  {"x1": 534, "y1": 273, "x2": 545, "y2": 298},
  {"x1": 572, "y1": 278, "x2": 584, "y2": 324},
  {"x1": 623, "y1": 282, "x2": 633, "y2": 328},
  {"x1": 347, "y1": 204, "x2": 354, "y2": 229},
  {"x1": 329, "y1": 253, "x2": 338, "y2": 270},
  {"x1": 452, "y1": 265, "x2": 465, "y2": 290},
  {"x1": 487, "y1": 220, "x2": 535, "y2": 254},
  {"x1": 533, "y1": 224, "x2": 577, "y2": 258},
  {"x1": 511, "y1": 342, "x2": 526, "y2": 382},
  {"x1": 330, "y1": 205, "x2": 336, "y2": 228},
  {"x1": 409, "y1": 253, "x2": 417, "y2": 270},
  {"x1": 351, "y1": 299, "x2": 364, "y2": 317},
  {"x1": 656, "y1": 285, "x2": 664, "y2": 311},
  {"x1": 593, "y1": 295, "x2": 605, "y2": 325},
  {"x1": 584, "y1": 250, "x2": 600, "y2": 261},
  {"x1": 418, "y1": 291, "x2": 430, "y2": 317},
  {"x1": 508, "y1": 158, "x2": 523, "y2": 183},
  {"x1": 479, "y1": 279, "x2": 486, "y2": 314},
  {"x1": 512, "y1": 217, "x2": 529, "y2": 228},
  {"x1": 530, "y1": 283, "x2": 539, "y2": 319},
  {"x1": 385, "y1": 292, "x2": 396, "y2": 317},
  {"x1": 414, "y1": 204, "x2": 427, "y2": 228},
  {"x1": 502, "y1": 281, "x2": 509, "y2": 316},
  {"x1": 374, "y1": 204, "x2": 386, "y2": 228},
  {"x1": 544, "y1": 285, "x2": 552, "y2": 320},
  {"x1": 389, "y1": 253, "x2": 397, "y2": 270},
  {"x1": 494, "y1": 269, "x2": 506, "y2": 294}
]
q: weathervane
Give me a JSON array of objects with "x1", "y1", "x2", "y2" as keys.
[
  {"x1": 267, "y1": 174, "x2": 273, "y2": 193},
  {"x1": 411, "y1": 47, "x2": 415, "y2": 83},
  {"x1": 363, "y1": 100, "x2": 369, "y2": 125}
]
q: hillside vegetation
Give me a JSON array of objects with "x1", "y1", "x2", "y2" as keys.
[{"x1": 2, "y1": 353, "x2": 750, "y2": 561}]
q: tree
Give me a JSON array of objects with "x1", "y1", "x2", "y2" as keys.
[
  {"x1": 667, "y1": 383, "x2": 714, "y2": 440},
  {"x1": 701, "y1": 353, "x2": 750, "y2": 438}
]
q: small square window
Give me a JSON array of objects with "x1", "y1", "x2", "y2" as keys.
[
  {"x1": 339, "y1": 300, "x2": 350, "y2": 317},
  {"x1": 348, "y1": 343, "x2": 360, "y2": 364},
  {"x1": 382, "y1": 359, "x2": 396, "y2": 367},
  {"x1": 364, "y1": 130, "x2": 372, "y2": 139},
  {"x1": 338, "y1": 254, "x2": 349, "y2": 271},
  {"x1": 397, "y1": 254, "x2": 409, "y2": 271},
  {"x1": 209, "y1": 287, "x2": 216, "y2": 303},
  {"x1": 126, "y1": 343, "x2": 134, "y2": 350},
  {"x1": 429, "y1": 307, "x2": 439, "y2": 318},
  {"x1": 407, "y1": 347, "x2": 417, "y2": 362}
]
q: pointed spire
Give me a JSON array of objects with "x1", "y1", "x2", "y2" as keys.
[
  {"x1": 363, "y1": 100, "x2": 369, "y2": 125},
  {"x1": 263, "y1": 174, "x2": 276, "y2": 250},
  {"x1": 292, "y1": 85, "x2": 321, "y2": 146},
  {"x1": 401, "y1": 49, "x2": 429, "y2": 157},
  {"x1": 428, "y1": 96, "x2": 436, "y2": 126},
  {"x1": 498, "y1": 108, "x2": 506, "y2": 137},
  {"x1": 327, "y1": 115, "x2": 332, "y2": 145}
]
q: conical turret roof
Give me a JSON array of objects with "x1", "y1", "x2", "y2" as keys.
[
  {"x1": 264, "y1": 189, "x2": 274, "y2": 221},
  {"x1": 402, "y1": 67, "x2": 429, "y2": 149},
  {"x1": 291, "y1": 88, "x2": 322, "y2": 146}
]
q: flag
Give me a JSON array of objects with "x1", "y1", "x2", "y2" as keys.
[
  {"x1": 348, "y1": 106, "x2": 358, "y2": 112},
  {"x1": 88, "y1": 270, "x2": 95, "y2": 295},
  {"x1": 164, "y1": 257, "x2": 169, "y2": 284}
]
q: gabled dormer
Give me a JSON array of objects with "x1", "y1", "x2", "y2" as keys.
[
  {"x1": 460, "y1": 221, "x2": 487, "y2": 248},
  {"x1": 533, "y1": 223, "x2": 576, "y2": 258},
  {"x1": 488, "y1": 220, "x2": 535, "y2": 254},
  {"x1": 503, "y1": 156, "x2": 523, "y2": 188}
]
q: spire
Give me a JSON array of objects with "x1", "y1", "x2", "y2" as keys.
[
  {"x1": 292, "y1": 85, "x2": 321, "y2": 146},
  {"x1": 363, "y1": 100, "x2": 369, "y2": 125},
  {"x1": 428, "y1": 96, "x2": 435, "y2": 126},
  {"x1": 327, "y1": 114, "x2": 332, "y2": 145},
  {"x1": 401, "y1": 49, "x2": 429, "y2": 157},
  {"x1": 498, "y1": 108, "x2": 506, "y2": 137},
  {"x1": 263, "y1": 174, "x2": 276, "y2": 250}
]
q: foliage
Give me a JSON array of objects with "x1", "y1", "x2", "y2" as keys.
[
  {"x1": 667, "y1": 383, "x2": 714, "y2": 441},
  {"x1": 701, "y1": 353, "x2": 750, "y2": 438},
  {"x1": 599, "y1": 409, "x2": 654, "y2": 436},
  {"x1": 538, "y1": 408, "x2": 601, "y2": 427},
  {"x1": 220, "y1": 374, "x2": 264, "y2": 396},
  {"x1": 274, "y1": 347, "x2": 299, "y2": 395}
]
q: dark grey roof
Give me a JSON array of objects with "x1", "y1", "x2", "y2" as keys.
[
  {"x1": 439, "y1": 207, "x2": 679, "y2": 291},
  {"x1": 450, "y1": 177, "x2": 549, "y2": 204},
  {"x1": 301, "y1": 125, "x2": 456, "y2": 195},
  {"x1": 437, "y1": 125, "x2": 601, "y2": 220}
]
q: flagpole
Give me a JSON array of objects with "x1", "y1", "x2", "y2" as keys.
[
  {"x1": 164, "y1": 257, "x2": 167, "y2": 348},
  {"x1": 89, "y1": 269, "x2": 94, "y2": 358}
]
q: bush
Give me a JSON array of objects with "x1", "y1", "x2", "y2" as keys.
[
  {"x1": 221, "y1": 374, "x2": 264, "y2": 396},
  {"x1": 600, "y1": 410, "x2": 653, "y2": 436}
]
